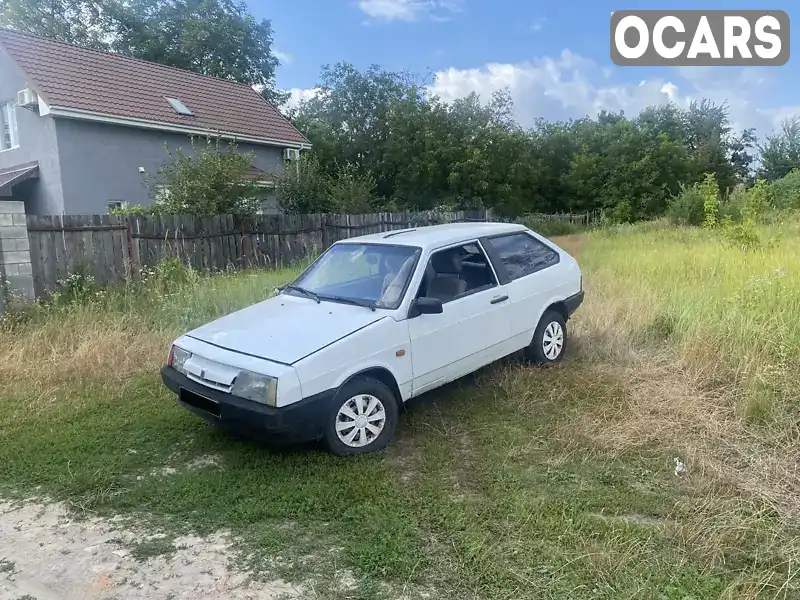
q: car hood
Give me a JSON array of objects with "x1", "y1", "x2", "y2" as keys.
[{"x1": 186, "y1": 294, "x2": 387, "y2": 365}]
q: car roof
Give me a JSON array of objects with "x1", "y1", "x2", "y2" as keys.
[{"x1": 335, "y1": 221, "x2": 529, "y2": 250}]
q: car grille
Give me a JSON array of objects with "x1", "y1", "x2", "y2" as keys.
[{"x1": 186, "y1": 371, "x2": 233, "y2": 393}]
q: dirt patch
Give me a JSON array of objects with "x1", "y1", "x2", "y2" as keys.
[
  {"x1": 186, "y1": 454, "x2": 223, "y2": 470},
  {"x1": 0, "y1": 501, "x2": 304, "y2": 600},
  {"x1": 142, "y1": 454, "x2": 223, "y2": 480}
]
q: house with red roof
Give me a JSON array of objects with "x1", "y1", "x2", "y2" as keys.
[{"x1": 0, "y1": 28, "x2": 310, "y2": 215}]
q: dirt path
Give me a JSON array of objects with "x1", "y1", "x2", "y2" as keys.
[{"x1": 0, "y1": 501, "x2": 304, "y2": 600}]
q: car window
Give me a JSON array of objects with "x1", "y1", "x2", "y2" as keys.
[
  {"x1": 415, "y1": 242, "x2": 497, "y2": 303},
  {"x1": 291, "y1": 243, "x2": 421, "y2": 309},
  {"x1": 488, "y1": 233, "x2": 560, "y2": 280}
]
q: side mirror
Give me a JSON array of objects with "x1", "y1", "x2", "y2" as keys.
[{"x1": 409, "y1": 297, "x2": 443, "y2": 318}]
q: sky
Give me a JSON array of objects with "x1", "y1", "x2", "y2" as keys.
[{"x1": 252, "y1": 0, "x2": 798, "y2": 138}]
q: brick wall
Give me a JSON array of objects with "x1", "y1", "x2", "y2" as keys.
[{"x1": 0, "y1": 201, "x2": 35, "y2": 308}]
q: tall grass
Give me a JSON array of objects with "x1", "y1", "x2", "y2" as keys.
[
  {"x1": 579, "y1": 219, "x2": 800, "y2": 425},
  {"x1": 0, "y1": 261, "x2": 305, "y2": 396}
]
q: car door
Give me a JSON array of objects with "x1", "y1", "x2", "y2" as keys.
[
  {"x1": 483, "y1": 231, "x2": 564, "y2": 349},
  {"x1": 407, "y1": 241, "x2": 512, "y2": 395}
]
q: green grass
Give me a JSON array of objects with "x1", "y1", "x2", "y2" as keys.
[
  {"x1": 0, "y1": 223, "x2": 798, "y2": 598},
  {"x1": 581, "y1": 219, "x2": 800, "y2": 424}
]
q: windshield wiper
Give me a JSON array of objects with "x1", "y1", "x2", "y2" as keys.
[
  {"x1": 282, "y1": 284, "x2": 321, "y2": 303},
  {"x1": 326, "y1": 296, "x2": 377, "y2": 311}
]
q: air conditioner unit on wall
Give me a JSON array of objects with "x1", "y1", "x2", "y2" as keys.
[
  {"x1": 283, "y1": 148, "x2": 300, "y2": 161},
  {"x1": 17, "y1": 88, "x2": 38, "y2": 109}
]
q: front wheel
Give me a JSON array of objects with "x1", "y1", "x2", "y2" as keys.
[
  {"x1": 323, "y1": 376, "x2": 399, "y2": 456},
  {"x1": 525, "y1": 310, "x2": 567, "y2": 365}
]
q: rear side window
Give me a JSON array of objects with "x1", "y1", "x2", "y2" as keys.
[{"x1": 489, "y1": 233, "x2": 560, "y2": 280}]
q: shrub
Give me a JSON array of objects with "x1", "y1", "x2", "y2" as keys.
[
  {"x1": 768, "y1": 168, "x2": 800, "y2": 210},
  {"x1": 741, "y1": 179, "x2": 772, "y2": 222},
  {"x1": 701, "y1": 173, "x2": 721, "y2": 228},
  {"x1": 276, "y1": 154, "x2": 332, "y2": 213},
  {"x1": 517, "y1": 215, "x2": 582, "y2": 237},
  {"x1": 328, "y1": 165, "x2": 376, "y2": 213},
  {"x1": 609, "y1": 199, "x2": 635, "y2": 224},
  {"x1": 666, "y1": 183, "x2": 705, "y2": 226},
  {"x1": 720, "y1": 216, "x2": 761, "y2": 251},
  {"x1": 109, "y1": 204, "x2": 153, "y2": 216},
  {"x1": 146, "y1": 136, "x2": 264, "y2": 216},
  {"x1": 719, "y1": 183, "x2": 746, "y2": 221}
]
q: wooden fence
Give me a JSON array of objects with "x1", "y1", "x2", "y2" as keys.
[
  {"x1": 521, "y1": 212, "x2": 596, "y2": 226},
  {"x1": 24, "y1": 210, "x2": 494, "y2": 298}
]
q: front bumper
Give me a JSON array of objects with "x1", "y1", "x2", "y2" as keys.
[
  {"x1": 161, "y1": 366, "x2": 333, "y2": 443},
  {"x1": 564, "y1": 290, "x2": 584, "y2": 318}
]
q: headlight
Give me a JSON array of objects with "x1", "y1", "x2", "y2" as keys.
[
  {"x1": 231, "y1": 370, "x2": 278, "y2": 407},
  {"x1": 170, "y1": 345, "x2": 192, "y2": 374}
]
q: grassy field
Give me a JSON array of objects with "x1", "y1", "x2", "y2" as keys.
[{"x1": 0, "y1": 221, "x2": 798, "y2": 599}]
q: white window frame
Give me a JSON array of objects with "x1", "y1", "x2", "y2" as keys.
[
  {"x1": 0, "y1": 101, "x2": 19, "y2": 152},
  {"x1": 107, "y1": 200, "x2": 128, "y2": 213}
]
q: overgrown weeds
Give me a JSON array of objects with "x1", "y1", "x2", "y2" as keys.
[{"x1": 0, "y1": 261, "x2": 302, "y2": 396}]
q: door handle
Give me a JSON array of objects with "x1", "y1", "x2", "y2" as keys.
[{"x1": 490, "y1": 295, "x2": 509, "y2": 304}]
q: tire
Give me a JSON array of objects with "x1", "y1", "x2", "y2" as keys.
[
  {"x1": 525, "y1": 310, "x2": 567, "y2": 365},
  {"x1": 323, "y1": 376, "x2": 399, "y2": 456}
]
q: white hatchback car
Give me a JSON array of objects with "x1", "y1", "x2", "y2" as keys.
[{"x1": 162, "y1": 222, "x2": 584, "y2": 455}]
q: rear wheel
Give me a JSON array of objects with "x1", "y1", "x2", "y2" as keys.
[
  {"x1": 525, "y1": 310, "x2": 567, "y2": 365},
  {"x1": 323, "y1": 376, "x2": 399, "y2": 456}
]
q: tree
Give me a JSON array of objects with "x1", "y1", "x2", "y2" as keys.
[
  {"x1": 290, "y1": 62, "x2": 429, "y2": 198},
  {"x1": 0, "y1": 0, "x2": 107, "y2": 47},
  {"x1": 107, "y1": 0, "x2": 287, "y2": 104},
  {"x1": 0, "y1": 0, "x2": 287, "y2": 104},
  {"x1": 758, "y1": 117, "x2": 800, "y2": 181},
  {"x1": 146, "y1": 136, "x2": 264, "y2": 215},
  {"x1": 275, "y1": 154, "x2": 331, "y2": 214},
  {"x1": 683, "y1": 99, "x2": 743, "y2": 193}
]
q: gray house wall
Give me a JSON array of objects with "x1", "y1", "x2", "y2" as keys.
[
  {"x1": 0, "y1": 47, "x2": 65, "y2": 214},
  {"x1": 55, "y1": 119, "x2": 286, "y2": 214},
  {"x1": 2, "y1": 46, "x2": 288, "y2": 216}
]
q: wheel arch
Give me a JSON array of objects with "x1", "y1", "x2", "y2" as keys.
[
  {"x1": 526, "y1": 296, "x2": 570, "y2": 347},
  {"x1": 339, "y1": 367, "x2": 404, "y2": 408},
  {"x1": 545, "y1": 300, "x2": 569, "y2": 322}
]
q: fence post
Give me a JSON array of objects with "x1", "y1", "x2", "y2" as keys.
[
  {"x1": 241, "y1": 218, "x2": 247, "y2": 266},
  {"x1": 321, "y1": 214, "x2": 328, "y2": 248},
  {"x1": 125, "y1": 215, "x2": 136, "y2": 279}
]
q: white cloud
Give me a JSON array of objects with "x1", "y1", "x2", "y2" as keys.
[
  {"x1": 277, "y1": 50, "x2": 800, "y2": 137},
  {"x1": 358, "y1": 0, "x2": 462, "y2": 22},
  {"x1": 274, "y1": 49, "x2": 293, "y2": 65},
  {"x1": 281, "y1": 87, "x2": 323, "y2": 113},
  {"x1": 428, "y1": 50, "x2": 800, "y2": 136}
]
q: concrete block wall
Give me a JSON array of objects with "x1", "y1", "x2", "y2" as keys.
[{"x1": 0, "y1": 200, "x2": 35, "y2": 305}]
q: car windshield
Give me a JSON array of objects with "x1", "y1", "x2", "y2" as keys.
[{"x1": 287, "y1": 243, "x2": 421, "y2": 309}]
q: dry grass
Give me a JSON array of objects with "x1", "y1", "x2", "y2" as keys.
[
  {"x1": 0, "y1": 265, "x2": 299, "y2": 399},
  {"x1": 0, "y1": 311, "x2": 170, "y2": 394}
]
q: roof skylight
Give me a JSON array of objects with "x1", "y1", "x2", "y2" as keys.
[{"x1": 165, "y1": 97, "x2": 193, "y2": 116}]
